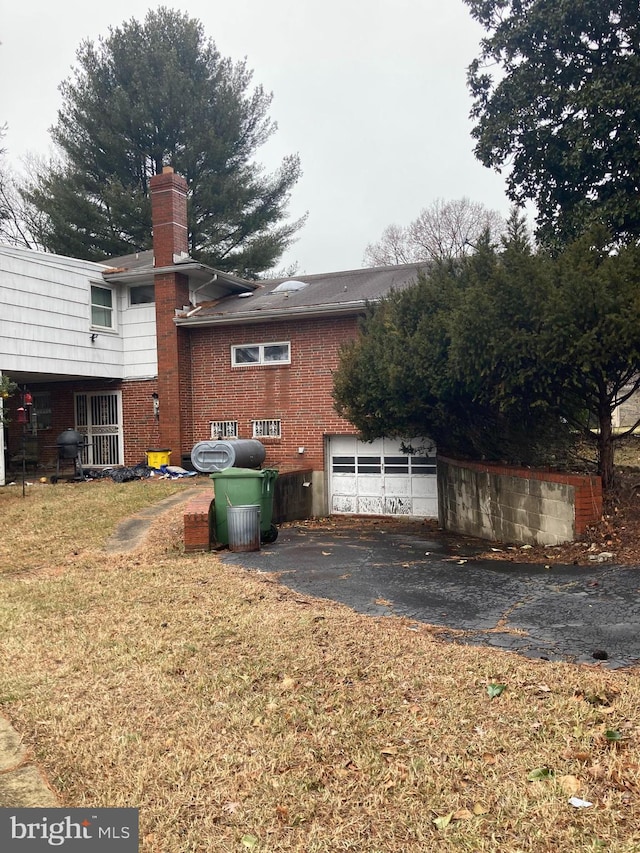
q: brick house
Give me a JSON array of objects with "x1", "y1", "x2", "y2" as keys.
[{"x1": 0, "y1": 168, "x2": 437, "y2": 516}]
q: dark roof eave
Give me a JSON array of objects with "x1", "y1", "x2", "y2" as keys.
[
  {"x1": 173, "y1": 299, "x2": 376, "y2": 327},
  {"x1": 103, "y1": 262, "x2": 258, "y2": 292}
]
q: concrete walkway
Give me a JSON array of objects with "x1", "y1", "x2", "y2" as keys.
[
  {"x1": 0, "y1": 715, "x2": 58, "y2": 807},
  {"x1": 104, "y1": 484, "x2": 207, "y2": 553}
]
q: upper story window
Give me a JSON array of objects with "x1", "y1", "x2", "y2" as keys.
[
  {"x1": 91, "y1": 284, "x2": 114, "y2": 329},
  {"x1": 232, "y1": 341, "x2": 290, "y2": 367},
  {"x1": 129, "y1": 284, "x2": 155, "y2": 305}
]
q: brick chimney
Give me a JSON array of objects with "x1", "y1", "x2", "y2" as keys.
[
  {"x1": 150, "y1": 167, "x2": 192, "y2": 466},
  {"x1": 150, "y1": 166, "x2": 188, "y2": 267}
]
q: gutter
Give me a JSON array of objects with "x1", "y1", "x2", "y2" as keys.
[
  {"x1": 104, "y1": 262, "x2": 258, "y2": 293},
  {"x1": 173, "y1": 299, "x2": 377, "y2": 326}
]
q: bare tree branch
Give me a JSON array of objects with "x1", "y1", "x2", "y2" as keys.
[{"x1": 363, "y1": 198, "x2": 505, "y2": 266}]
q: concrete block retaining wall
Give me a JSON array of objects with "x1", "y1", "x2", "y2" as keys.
[{"x1": 437, "y1": 456, "x2": 602, "y2": 546}]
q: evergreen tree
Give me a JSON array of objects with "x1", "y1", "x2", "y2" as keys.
[
  {"x1": 464, "y1": 0, "x2": 640, "y2": 248},
  {"x1": 333, "y1": 218, "x2": 640, "y2": 490},
  {"x1": 22, "y1": 7, "x2": 303, "y2": 276}
]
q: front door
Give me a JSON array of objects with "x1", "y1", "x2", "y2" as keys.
[{"x1": 75, "y1": 391, "x2": 123, "y2": 467}]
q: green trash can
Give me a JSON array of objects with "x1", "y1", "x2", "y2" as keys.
[{"x1": 210, "y1": 468, "x2": 279, "y2": 546}]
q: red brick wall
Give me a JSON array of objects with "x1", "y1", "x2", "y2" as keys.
[
  {"x1": 183, "y1": 491, "x2": 214, "y2": 552},
  {"x1": 154, "y1": 271, "x2": 191, "y2": 465},
  {"x1": 121, "y1": 380, "x2": 161, "y2": 464},
  {"x1": 187, "y1": 316, "x2": 361, "y2": 470},
  {"x1": 5, "y1": 379, "x2": 161, "y2": 469},
  {"x1": 150, "y1": 169, "x2": 193, "y2": 466}
]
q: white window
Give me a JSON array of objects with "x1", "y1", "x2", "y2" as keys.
[
  {"x1": 91, "y1": 284, "x2": 114, "y2": 329},
  {"x1": 232, "y1": 342, "x2": 290, "y2": 366},
  {"x1": 210, "y1": 420, "x2": 239, "y2": 439},
  {"x1": 252, "y1": 419, "x2": 281, "y2": 439}
]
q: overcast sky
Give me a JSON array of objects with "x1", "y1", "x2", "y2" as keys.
[{"x1": 1, "y1": 0, "x2": 513, "y2": 274}]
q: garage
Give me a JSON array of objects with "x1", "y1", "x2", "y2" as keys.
[{"x1": 328, "y1": 436, "x2": 438, "y2": 517}]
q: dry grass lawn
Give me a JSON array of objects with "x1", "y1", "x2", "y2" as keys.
[{"x1": 0, "y1": 479, "x2": 639, "y2": 852}]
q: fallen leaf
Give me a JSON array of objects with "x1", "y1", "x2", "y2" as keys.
[
  {"x1": 222, "y1": 802, "x2": 241, "y2": 814},
  {"x1": 482, "y1": 752, "x2": 497, "y2": 765},
  {"x1": 452, "y1": 808, "x2": 473, "y2": 821},
  {"x1": 381, "y1": 746, "x2": 399, "y2": 756},
  {"x1": 280, "y1": 676, "x2": 296, "y2": 691},
  {"x1": 275, "y1": 805, "x2": 289, "y2": 822},
  {"x1": 605, "y1": 729, "x2": 623, "y2": 743},
  {"x1": 375, "y1": 598, "x2": 393, "y2": 607},
  {"x1": 241, "y1": 835, "x2": 258, "y2": 850},
  {"x1": 487, "y1": 683, "x2": 506, "y2": 699},
  {"x1": 528, "y1": 767, "x2": 554, "y2": 781},
  {"x1": 562, "y1": 749, "x2": 591, "y2": 762},
  {"x1": 559, "y1": 774, "x2": 581, "y2": 796},
  {"x1": 433, "y1": 812, "x2": 454, "y2": 830},
  {"x1": 473, "y1": 802, "x2": 490, "y2": 816}
]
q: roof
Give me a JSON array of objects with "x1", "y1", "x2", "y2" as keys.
[
  {"x1": 102, "y1": 250, "x2": 256, "y2": 292},
  {"x1": 0, "y1": 243, "x2": 111, "y2": 275},
  {"x1": 174, "y1": 262, "x2": 429, "y2": 326},
  {"x1": 103, "y1": 249, "x2": 154, "y2": 273}
]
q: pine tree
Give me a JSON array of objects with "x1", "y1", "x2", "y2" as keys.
[{"x1": 22, "y1": 8, "x2": 303, "y2": 275}]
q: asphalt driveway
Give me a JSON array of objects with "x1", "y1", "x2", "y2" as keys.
[{"x1": 220, "y1": 521, "x2": 640, "y2": 669}]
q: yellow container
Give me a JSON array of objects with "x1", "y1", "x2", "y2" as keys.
[{"x1": 146, "y1": 449, "x2": 171, "y2": 468}]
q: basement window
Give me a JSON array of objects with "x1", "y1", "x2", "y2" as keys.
[
  {"x1": 210, "y1": 420, "x2": 239, "y2": 439},
  {"x1": 232, "y1": 342, "x2": 290, "y2": 366},
  {"x1": 252, "y1": 419, "x2": 282, "y2": 439}
]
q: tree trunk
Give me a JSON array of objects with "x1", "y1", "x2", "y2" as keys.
[{"x1": 598, "y1": 406, "x2": 615, "y2": 493}]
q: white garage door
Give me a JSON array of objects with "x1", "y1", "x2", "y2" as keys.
[{"x1": 328, "y1": 436, "x2": 438, "y2": 517}]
